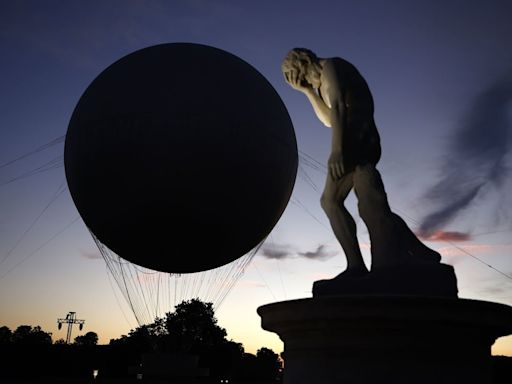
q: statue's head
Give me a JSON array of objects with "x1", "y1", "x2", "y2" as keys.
[{"x1": 282, "y1": 48, "x2": 322, "y2": 88}]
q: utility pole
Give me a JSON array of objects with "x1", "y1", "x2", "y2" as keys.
[{"x1": 57, "y1": 311, "x2": 85, "y2": 344}]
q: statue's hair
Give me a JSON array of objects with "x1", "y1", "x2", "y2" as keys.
[{"x1": 281, "y1": 48, "x2": 318, "y2": 79}]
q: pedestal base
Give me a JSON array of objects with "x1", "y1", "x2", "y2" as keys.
[
  {"x1": 258, "y1": 296, "x2": 512, "y2": 384},
  {"x1": 313, "y1": 263, "x2": 458, "y2": 297}
]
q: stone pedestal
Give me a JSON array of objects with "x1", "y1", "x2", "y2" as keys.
[
  {"x1": 313, "y1": 264, "x2": 458, "y2": 297},
  {"x1": 258, "y1": 296, "x2": 512, "y2": 384}
]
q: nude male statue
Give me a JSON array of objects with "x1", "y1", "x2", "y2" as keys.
[{"x1": 282, "y1": 48, "x2": 440, "y2": 277}]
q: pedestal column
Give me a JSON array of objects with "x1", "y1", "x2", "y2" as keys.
[{"x1": 258, "y1": 296, "x2": 512, "y2": 384}]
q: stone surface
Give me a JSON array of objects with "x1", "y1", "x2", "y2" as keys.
[
  {"x1": 313, "y1": 263, "x2": 458, "y2": 298},
  {"x1": 282, "y1": 48, "x2": 445, "y2": 282},
  {"x1": 258, "y1": 296, "x2": 512, "y2": 384}
]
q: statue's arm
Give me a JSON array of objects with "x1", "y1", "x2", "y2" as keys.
[
  {"x1": 303, "y1": 89, "x2": 332, "y2": 127},
  {"x1": 284, "y1": 71, "x2": 331, "y2": 127},
  {"x1": 322, "y1": 60, "x2": 347, "y2": 178}
]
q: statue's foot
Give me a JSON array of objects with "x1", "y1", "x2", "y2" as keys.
[
  {"x1": 313, "y1": 263, "x2": 458, "y2": 297},
  {"x1": 312, "y1": 266, "x2": 369, "y2": 296},
  {"x1": 332, "y1": 266, "x2": 369, "y2": 279},
  {"x1": 409, "y1": 246, "x2": 442, "y2": 264}
]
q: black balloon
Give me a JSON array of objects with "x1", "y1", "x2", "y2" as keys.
[{"x1": 65, "y1": 43, "x2": 297, "y2": 273}]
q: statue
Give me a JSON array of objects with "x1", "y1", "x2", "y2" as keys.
[
  {"x1": 256, "y1": 50, "x2": 509, "y2": 384},
  {"x1": 282, "y1": 48, "x2": 455, "y2": 296}
]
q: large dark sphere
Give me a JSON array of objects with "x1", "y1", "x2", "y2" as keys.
[{"x1": 65, "y1": 43, "x2": 297, "y2": 273}]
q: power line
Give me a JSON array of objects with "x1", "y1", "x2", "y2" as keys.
[
  {"x1": 449, "y1": 243, "x2": 512, "y2": 281},
  {"x1": 251, "y1": 262, "x2": 276, "y2": 301},
  {"x1": 276, "y1": 261, "x2": 287, "y2": 299},
  {"x1": 0, "y1": 216, "x2": 80, "y2": 279},
  {"x1": 0, "y1": 155, "x2": 64, "y2": 187},
  {"x1": 0, "y1": 181, "x2": 66, "y2": 266},
  {"x1": 0, "y1": 135, "x2": 65, "y2": 169}
]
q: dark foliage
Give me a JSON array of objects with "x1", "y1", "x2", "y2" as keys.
[
  {"x1": 11, "y1": 325, "x2": 52, "y2": 346},
  {"x1": 0, "y1": 325, "x2": 13, "y2": 345},
  {"x1": 108, "y1": 299, "x2": 282, "y2": 381},
  {"x1": 74, "y1": 331, "x2": 99, "y2": 346},
  {"x1": 0, "y1": 300, "x2": 282, "y2": 382},
  {"x1": 0, "y1": 325, "x2": 53, "y2": 379}
]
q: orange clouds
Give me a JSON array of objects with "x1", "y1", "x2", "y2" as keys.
[{"x1": 418, "y1": 230, "x2": 471, "y2": 242}]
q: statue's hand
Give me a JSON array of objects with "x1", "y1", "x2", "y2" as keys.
[
  {"x1": 328, "y1": 151, "x2": 345, "y2": 180},
  {"x1": 284, "y1": 70, "x2": 311, "y2": 93}
]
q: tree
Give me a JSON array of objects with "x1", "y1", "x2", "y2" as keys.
[
  {"x1": 109, "y1": 299, "x2": 228, "y2": 354},
  {"x1": 0, "y1": 326, "x2": 12, "y2": 346},
  {"x1": 116, "y1": 325, "x2": 156, "y2": 352},
  {"x1": 109, "y1": 300, "x2": 279, "y2": 380},
  {"x1": 164, "y1": 299, "x2": 227, "y2": 353},
  {"x1": 74, "y1": 331, "x2": 98, "y2": 346},
  {"x1": 209, "y1": 340, "x2": 245, "y2": 378},
  {"x1": 12, "y1": 325, "x2": 52, "y2": 346},
  {"x1": 107, "y1": 300, "x2": 230, "y2": 379},
  {"x1": 109, "y1": 316, "x2": 167, "y2": 351},
  {"x1": 11, "y1": 325, "x2": 31, "y2": 344},
  {"x1": 256, "y1": 347, "x2": 282, "y2": 381}
]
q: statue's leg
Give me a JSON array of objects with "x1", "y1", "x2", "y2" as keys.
[
  {"x1": 353, "y1": 164, "x2": 398, "y2": 268},
  {"x1": 320, "y1": 172, "x2": 368, "y2": 274},
  {"x1": 393, "y1": 214, "x2": 441, "y2": 263},
  {"x1": 353, "y1": 164, "x2": 441, "y2": 267}
]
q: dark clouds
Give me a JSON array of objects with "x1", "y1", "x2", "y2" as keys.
[
  {"x1": 298, "y1": 245, "x2": 337, "y2": 260},
  {"x1": 259, "y1": 243, "x2": 337, "y2": 261},
  {"x1": 420, "y1": 75, "x2": 512, "y2": 235},
  {"x1": 259, "y1": 243, "x2": 294, "y2": 260}
]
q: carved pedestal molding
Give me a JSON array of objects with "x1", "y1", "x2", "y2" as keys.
[{"x1": 258, "y1": 296, "x2": 512, "y2": 384}]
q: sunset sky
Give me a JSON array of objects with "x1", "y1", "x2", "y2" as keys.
[{"x1": 1, "y1": 0, "x2": 512, "y2": 355}]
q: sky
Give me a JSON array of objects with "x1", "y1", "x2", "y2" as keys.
[{"x1": 1, "y1": 0, "x2": 512, "y2": 356}]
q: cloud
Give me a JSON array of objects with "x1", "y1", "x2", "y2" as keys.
[
  {"x1": 418, "y1": 230, "x2": 472, "y2": 242},
  {"x1": 298, "y1": 244, "x2": 337, "y2": 261},
  {"x1": 420, "y1": 74, "x2": 512, "y2": 235},
  {"x1": 258, "y1": 242, "x2": 339, "y2": 261},
  {"x1": 259, "y1": 243, "x2": 295, "y2": 260}
]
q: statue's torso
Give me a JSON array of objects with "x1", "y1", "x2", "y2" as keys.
[{"x1": 320, "y1": 58, "x2": 381, "y2": 170}]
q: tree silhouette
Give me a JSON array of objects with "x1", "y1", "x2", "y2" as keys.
[
  {"x1": 256, "y1": 347, "x2": 282, "y2": 380},
  {"x1": 107, "y1": 300, "x2": 282, "y2": 382},
  {"x1": 12, "y1": 325, "x2": 52, "y2": 346},
  {"x1": 0, "y1": 326, "x2": 12, "y2": 346},
  {"x1": 0, "y1": 325, "x2": 53, "y2": 380},
  {"x1": 164, "y1": 299, "x2": 227, "y2": 353},
  {"x1": 74, "y1": 331, "x2": 98, "y2": 346}
]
